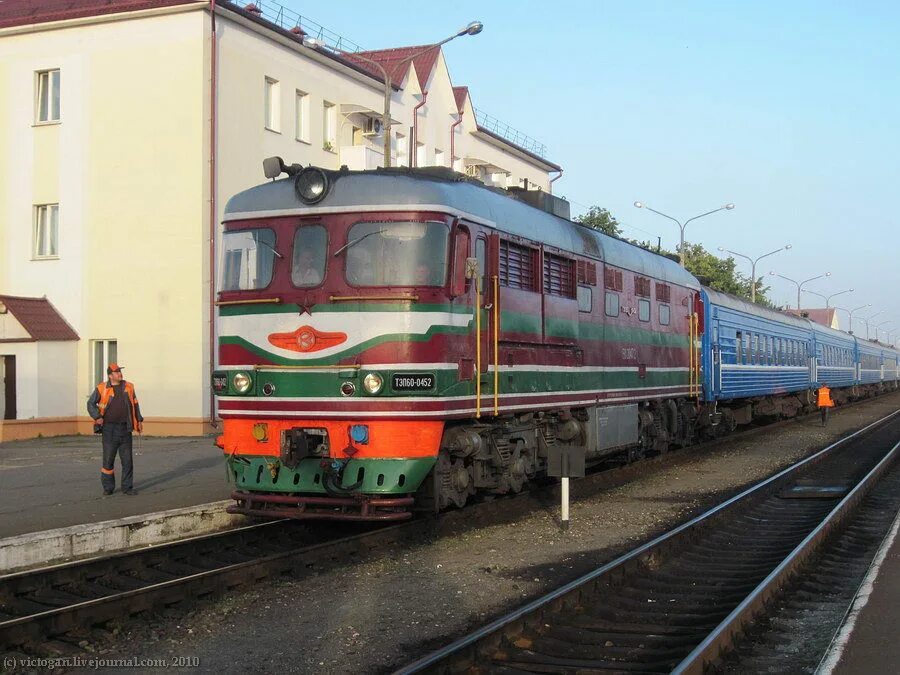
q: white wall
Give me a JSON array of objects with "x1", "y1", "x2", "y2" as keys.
[{"x1": 37, "y1": 341, "x2": 77, "y2": 417}]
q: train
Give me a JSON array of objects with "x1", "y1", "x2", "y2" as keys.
[{"x1": 213, "y1": 160, "x2": 900, "y2": 521}]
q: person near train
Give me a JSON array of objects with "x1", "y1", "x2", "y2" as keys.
[
  {"x1": 816, "y1": 383, "x2": 834, "y2": 427},
  {"x1": 87, "y1": 363, "x2": 143, "y2": 495}
]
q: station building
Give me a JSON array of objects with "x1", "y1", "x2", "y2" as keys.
[{"x1": 0, "y1": 0, "x2": 561, "y2": 440}]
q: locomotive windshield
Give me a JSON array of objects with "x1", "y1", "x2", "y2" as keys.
[
  {"x1": 342, "y1": 220, "x2": 448, "y2": 287},
  {"x1": 291, "y1": 224, "x2": 327, "y2": 287},
  {"x1": 221, "y1": 228, "x2": 277, "y2": 291}
]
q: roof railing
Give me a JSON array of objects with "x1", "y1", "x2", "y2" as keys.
[
  {"x1": 474, "y1": 108, "x2": 548, "y2": 159},
  {"x1": 237, "y1": 1, "x2": 363, "y2": 52}
]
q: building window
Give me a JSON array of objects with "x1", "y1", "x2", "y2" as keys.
[
  {"x1": 605, "y1": 291, "x2": 619, "y2": 317},
  {"x1": 434, "y1": 149, "x2": 444, "y2": 167},
  {"x1": 639, "y1": 298, "x2": 651, "y2": 322},
  {"x1": 33, "y1": 204, "x2": 59, "y2": 259},
  {"x1": 91, "y1": 340, "x2": 117, "y2": 389},
  {"x1": 577, "y1": 285, "x2": 592, "y2": 313},
  {"x1": 295, "y1": 90, "x2": 309, "y2": 142},
  {"x1": 659, "y1": 303, "x2": 670, "y2": 326},
  {"x1": 36, "y1": 69, "x2": 60, "y2": 123},
  {"x1": 499, "y1": 240, "x2": 536, "y2": 291},
  {"x1": 396, "y1": 133, "x2": 408, "y2": 167},
  {"x1": 543, "y1": 253, "x2": 575, "y2": 298},
  {"x1": 322, "y1": 101, "x2": 337, "y2": 150},
  {"x1": 264, "y1": 77, "x2": 280, "y2": 132}
]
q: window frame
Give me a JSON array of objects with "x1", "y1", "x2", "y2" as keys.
[
  {"x1": 638, "y1": 298, "x2": 651, "y2": 322},
  {"x1": 32, "y1": 203, "x2": 59, "y2": 260},
  {"x1": 35, "y1": 69, "x2": 60, "y2": 124},
  {"x1": 604, "y1": 291, "x2": 620, "y2": 317},
  {"x1": 264, "y1": 77, "x2": 280, "y2": 133},
  {"x1": 294, "y1": 89, "x2": 310, "y2": 143},
  {"x1": 659, "y1": 303, "x2": 671, "y2": 326},
  {"x1": 577, "y1": 285, "x2": 592, "y2": 313},
  {"x1": 90, "y1": 339, "x2": 117, "y2": 391},
  {"x1": 323, "y1": 100, "x2": 337, "y2": 150},
  {"x1": 220, "y1": 227, "x2": 278, "y2": 292},
  {"x1": 499, "y1": 238, "x2": 538, "y2": 292},
  {"x1": 290, "y1": 223, "x2": 328, "y2": 288}
]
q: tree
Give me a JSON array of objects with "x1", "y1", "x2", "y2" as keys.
[{"x1": 576, "y1": 206, "x2": 622, "y2": 237}]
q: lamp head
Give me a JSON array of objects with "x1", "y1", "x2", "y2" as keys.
[
  {"x1": 633, "y1": 201, "x2": 644, "y2": 208},
  {"x1": 784, "y1": 244, "x2": 792, "y2": 250},
  {"x1": 717, "y1": 246, "x2": 725, "y2": 252},
  {"x1": 825, "y1": 271, "x2": 832, "y2": 277},
  {"x1": 724, "y1": 203, "x2": 735, "y2": 210},
  {"x1": 769, "y1": 270, "x2": 776, "y2": 276},
  {"x1": 462, "y1": 20, "x2": 484, "y2": 36}
]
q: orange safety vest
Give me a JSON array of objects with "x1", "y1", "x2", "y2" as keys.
[
  {"x1": 817, "y1": 386, "x2": 834, "y2": 408},
  {"x1": 96, "y1": 381, "x2": 141, "y2": 430}
]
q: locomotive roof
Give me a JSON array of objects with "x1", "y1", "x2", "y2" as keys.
[{"x1": 224, "y1": 167, "x2": 701, "y2": 289}]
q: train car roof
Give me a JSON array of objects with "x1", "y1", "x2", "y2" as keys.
[
  {"x1": 224, "y1": 167, "x2": 701, "y2": 290},
  {"x1": 701, "y1": 287, "x2": 812, "y2": 330},
  {"x1": 808, "y1": 320, "x2": 856, "y2": 345}
]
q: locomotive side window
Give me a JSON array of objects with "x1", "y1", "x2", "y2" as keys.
[
  {"x1": 343, "y1": 220, "x2": 448, "y2": 287},
  {"x1": 659, "y1": 303, "x2": 670, "y2": 326},
  {"x1": 577, "y1": 285, "x2": 592, "y2": 312},
  {"x1": 291, "y1": 225, "x2": 327, "y2": 287},
  {"x1": 475, "y1": 237, "x2": 486, "y2": 292},
  {"x1": 221, "y1": 228, "x2": 277, "y2": 291},
  {"x1": 604, "y1": 291, "x2": 619, "y2": 317},
  {"x1": 638, "y1": 299, "x2": 650, "y2": 322}
]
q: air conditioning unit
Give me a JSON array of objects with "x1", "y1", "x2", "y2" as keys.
[{"x1": 362, "y1": 117, "x2": 383, "y2": 136}]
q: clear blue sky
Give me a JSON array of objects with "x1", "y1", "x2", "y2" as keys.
[{"x1": 283, "y1": 0, "x2": 898, "y2": 335}]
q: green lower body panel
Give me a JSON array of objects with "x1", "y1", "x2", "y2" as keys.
[{"x1": 228, "y1": 455, "x2": 436, "y2": 495}]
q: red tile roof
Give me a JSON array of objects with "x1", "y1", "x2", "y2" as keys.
[
  {"x1": 783, "y1": 307, "x2": 838, "y2": 328},
  {"x1": 452, "y1": 86, "x2": 469, "y2": 113},
  {"x1": 345, "y1": 44, "x2": 441, "y2": 90},
  {"x1": 0, "y1": 295, "x2": 79, "y2": 341},
  {"x1": 0, "y1": 0, "x2": 198, "y2": 29}
]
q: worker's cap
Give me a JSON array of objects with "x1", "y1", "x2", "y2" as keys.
[{"x1": 107, "y1": 363, "x2": 124, "y2": 374}]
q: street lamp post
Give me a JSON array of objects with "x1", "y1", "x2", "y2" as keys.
[
  {"x1": 833, "y1": 302, "x2": 871, "y2": 334},
  {"x1": 634, "y1": 201, "x2": 735, "y2": 267},
  {"x1": 768, "y1": 271, "x2": 832, "y2": 311},
  {"x1": 801, "y1": 287, "x2": 854, "y2": 308},
  {"x1": 303, "y1": 21, "x2": 483, "y2": 168},
  {"x1": 717, "y1": 244, "x2": 791, "y2": 303},
  {"x1": 857, "y1": 310, "x2": 883, "y2": 340},
  {"x1": 875, "y1": 320, "x2": 894, "y2": 342}
]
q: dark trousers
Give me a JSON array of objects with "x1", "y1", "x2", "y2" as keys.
[
  {"x1": 101, "y1": 423, "x2": 133, "y2": 491},
  {"x1": 821, "y1": 407, "x2": 829, "y2": 426}
]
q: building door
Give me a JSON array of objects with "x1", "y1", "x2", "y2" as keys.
[{"x1": 2, "y1": 355, "x2": 15, "y2": 420}]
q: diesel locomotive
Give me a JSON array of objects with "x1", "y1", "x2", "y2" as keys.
[{"x1": 213, "y1": 161, "x2": 899, "y2": 521}]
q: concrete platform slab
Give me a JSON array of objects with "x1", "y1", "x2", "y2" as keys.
[{"x1": 0, "y1": 434, "x2": 230, "y2": 538}]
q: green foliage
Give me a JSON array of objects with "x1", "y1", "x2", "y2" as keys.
[
  {"x1": 575, "y1": 206, "x2": 622, "y2": 237},
  {"x1": 576, "y1": 205, "x2": 774, "y2": 306}
]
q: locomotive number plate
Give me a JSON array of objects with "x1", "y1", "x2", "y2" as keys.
[
  {"x1": 392, "y1": 373, "x2": 435, "y2": 391},
  {"x1": 213, "y1": 375, "x2": 227, "y2": 393}
]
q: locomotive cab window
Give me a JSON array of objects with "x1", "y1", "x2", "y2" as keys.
[
  {"x1": 343, "y1": 220, "x2": 448, "y2": 287},
  {"x1": 221, "y1": 228, "x2": 277, "y2": 291},
  {"x1": 604, "y1": 291, "x2": 619, "y2": 317},
  {"x1": 638, "y1": 299, "x2": 650, "y2": 322},
  {"x1": 291, "y1": 225, "x2": 327, "y2": 287}
]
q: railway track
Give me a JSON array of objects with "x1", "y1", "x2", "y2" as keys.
[
  {"x1": 1, "y1": 398, "x2": 895, "y2": 656},
  {"x1": 397, "y1": 409, "x2": 900, "y2": 674}
]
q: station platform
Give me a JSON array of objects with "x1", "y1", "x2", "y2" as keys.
[
  {"x1": 0, "y1": 433, "x2": 230, "y2": 538},
  {"x1": 824, "y1": 508, "x2": 900, "y2": 674}
]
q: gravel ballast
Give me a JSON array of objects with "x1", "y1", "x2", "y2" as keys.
[{"x1": 89, "y1": 394, "x2": 900, "y2": 673}]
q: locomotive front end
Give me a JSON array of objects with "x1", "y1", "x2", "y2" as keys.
[{"x1": 214, "y1": 168, "x2": 474, "y2": 521}]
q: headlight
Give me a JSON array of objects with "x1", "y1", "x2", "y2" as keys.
[
  {"x1": 363, "y1": 372, "x2": 384, "y2": 395},
  {"x1": 295, "y1": 167, "x2": 329, "y2": 204},
  {"x1": 233, "y1": 372, "x2": 252, "y2": 393}
]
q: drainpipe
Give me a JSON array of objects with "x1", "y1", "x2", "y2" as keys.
[
  {"x1": 549, "y1": 168, "x2": 563, "y2": 194},
  {"x1": 412, "y1": 91, "x2": 427, "y2": 167},
  {"x1": 208, "y1": 0, "x2": 218, "y2": 430},
  {"x1": 450, "y1": 109, "x2": 463, "y2": 170}
]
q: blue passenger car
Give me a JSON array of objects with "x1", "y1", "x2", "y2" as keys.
[
  {"x1": 701, "y1": 288, "x2": 811, "y2": 401},
  {"x1": 855, "y1": 337, "x2": 885, "y2": 386},
  {"x1": 811, "y1": 324, "x2": 857, "y2": 388}
]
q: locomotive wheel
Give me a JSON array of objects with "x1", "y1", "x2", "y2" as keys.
[{"x1": 435, "y1": 453, "x2": 474, "y2": 510}]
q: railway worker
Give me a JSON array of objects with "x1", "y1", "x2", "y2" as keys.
[
  {"x1": 87, "y1": 363, "x2": 143, "y2": 496},
  {"x1": 817, "y1": 383, "x2": 835, "y2": 427}
]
